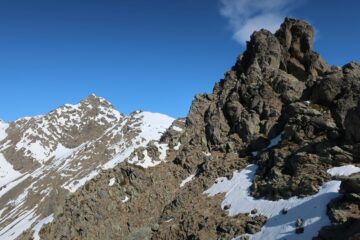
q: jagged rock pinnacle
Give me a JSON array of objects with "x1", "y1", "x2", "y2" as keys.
[
  {"x1": 238, "y1": 17, "x2": 329, "y2": 82},
  {"x1": 276, "y1": 17, "x2": 314, "y2": 53}
]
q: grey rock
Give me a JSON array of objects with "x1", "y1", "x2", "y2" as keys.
[
  {"x1": 151, "y1": 224, "x2": 159, "y2": 232},
  {"x1": 246, "y1": 223, "x2": 261, "y2": 234}
]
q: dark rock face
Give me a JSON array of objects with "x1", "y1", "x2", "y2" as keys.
[
  {"x1": 345, "y1": 101, "x2": 360, "y2": 142},
  {"x1": 38, "y1": 18, "x2": 360, "y2": 240},
  {"x1": 341, "y1": 173, "x2": 360, "y2": 194},
  {"x1": 311, "y1": 62, "x2": 360, "y2": 134}
]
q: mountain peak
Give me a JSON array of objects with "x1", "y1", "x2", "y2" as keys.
[
  {"x1": 80, "y1": 93, "x2": 113, "y2": 109},
  {"x1": 238, "y1": 17, "x2": 328, "y2": 82},
  {"x1": 276, "y1": 17, "x2": 314, "y2": 52}
]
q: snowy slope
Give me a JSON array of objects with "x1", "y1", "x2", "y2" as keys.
[
  {"x1": 0, "y1": 120, "x2": 8, "y2": 142},
  {"x1": 205, "y1": 164, "x2": 360, "y2": 240},
  {"x1": 0, "y1": 154, "x2": 22, "y2": 190},
  {"x1": 0, "y1": 96, "x2": 174, "y2": 240},
  {"x1": 103, "y1": 111, "x2": 173, "y2": 169}
]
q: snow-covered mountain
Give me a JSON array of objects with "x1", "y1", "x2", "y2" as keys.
[{"x1": 0, "y1": 94, "x2": 174, "y2": 239}]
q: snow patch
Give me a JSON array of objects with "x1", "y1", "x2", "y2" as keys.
[
  {"x1": 267, "y1": 132, "x2": 283, "y2": 149},
  {"x1": 0, "y1": 121, "x2": 9, "y2": 141},
  {"x1": 128, "y1": 143, "x2": 169, "y2": 168},
  {"x1": 174, "y1": 142, "x2": 181, "y2": 150},
  {"x1": 0, "y1": 207, "x2": 37, "y2": 240},
  {"x1": 251, "y1": 151, "x2": 258, "y2": 157},
  {"x1": 327, "y1": 165, "x2": 360, "y2": 177},
  {"x1": 172, "y1": 126, "x2": 183, "y2": 132},
  {"x1": 32, "y1": 214, "x2": 54, "y2": 240},
  {"x1": 180, "y1": 174, "x2": 195, "y2": 187},
  {"x1": 62, "y1": 170, "x2": 98, "y2": 193},
  {"x1": 136, "y1": 112, "x2": 174, "y2": 142},
  {"x1": 16, "y1": 139, "x2": 50, "y2": 163},
  {"x1": 103, "y1": 111, "x2": 174, "y2": 169},
  {"x1": 0, "y1": 154, "x2": 23, "y2": 189},
  {"x1": 8, "y1": 190, "x2": 28, "y2": 206},
  {"x1": 102, "y1": 145, "x2": 138, "y2": 170},
  {"x1": 0, "y1": 173, "x2": 30, "y2": 198},
  {"x1": 15, "y1": 138, "x2": 76, "y2": 164},
  {"x1": 122, "y1": 196, "x2": 129, "y2": 203},
  {"x1": 155, "y1": 142, "x2": 168, "y2": 161},
  {"x1": 129, "y1": 146, "x2": 167, "y2": 168},
  {"x1": 203, "y1": 151, "x2": 211, "y2": 157},
  {"x1": 52, "y1": 144, "x2": 77, "y2": 161},
  {"x1": 205, "y1": 164, "x2": 360, "y2": 240},
  {"x1": 108, "y1": 177, "x2": 116, "y2": 186},
  {"x1": 251, "y1": 132, "x2": 283, "y2": 157}
]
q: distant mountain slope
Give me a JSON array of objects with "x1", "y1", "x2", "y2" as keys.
[{"x1": 0, "y1": 94, "x2": 174, "y2": 240}]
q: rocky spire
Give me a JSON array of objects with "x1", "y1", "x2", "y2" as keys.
[
  {"x1": 276, "y1": 17, "x2": 314, "y2": 53},
  {"x1": 238, "y1": 18, "x2": 329, "y2": 82}
]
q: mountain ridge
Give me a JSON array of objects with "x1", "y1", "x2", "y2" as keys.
[{"x1": 0, "y1": 94, "x2": 175, "y2": 240}]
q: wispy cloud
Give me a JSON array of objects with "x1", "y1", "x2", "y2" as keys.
[{"x1": 219, "y1": 0, "x2": 304, "y2": 44}]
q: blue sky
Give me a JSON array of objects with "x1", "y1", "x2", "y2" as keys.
[{"x1": 0, "y1": 0, "x2": 359, "y2": 121}]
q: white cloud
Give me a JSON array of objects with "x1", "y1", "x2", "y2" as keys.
[{"x1": 219, "y1": 0, "x2": 303, "y2": 44}]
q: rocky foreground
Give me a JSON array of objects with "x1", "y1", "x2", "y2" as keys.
[{"x1": 1, "y1": 18, "x2": 359, "y2": 239}]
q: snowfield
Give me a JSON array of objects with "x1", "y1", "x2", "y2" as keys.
[
  {"x1": 0, "y1": 154, "x2": 23, "y2": 190},
  {"x1": 0, "y1": 121, "x2": 9, "y2": 142},
  {"x1": 205, "y1": 164, "x2": 360, "y2": 240}
]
